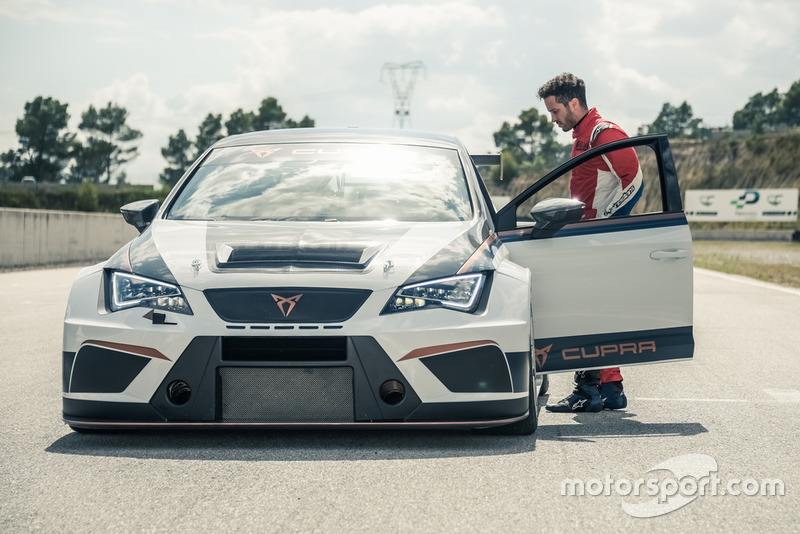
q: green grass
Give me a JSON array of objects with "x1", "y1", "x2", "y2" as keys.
[{"x1": 692, "y1": 240, "x2": 800, "y2": 289}]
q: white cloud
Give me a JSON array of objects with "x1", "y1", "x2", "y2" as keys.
[
  {"x1": 601, "y1": 64, "x2": 674, "y2": 100},
  {"x1": 0, "y1": 0, "x2": 80, "y2": 22},
  {"x1": 480, "y1": 40, "x2": 505, "y2": 67},
  {"x1": 70, "y1": 74, "x2": 170, "y2": 185},
  {"x1": 1, "y1": 1, "x2": 799, "y2": 184},
  {"x1": 453, "y1": 110, "x2": 510, "y2": 155},
  {"x1": 208, "y1": 3, "x2": 506, "y2": 89}
]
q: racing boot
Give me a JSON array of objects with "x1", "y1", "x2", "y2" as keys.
[
  {"x1": 545, "y1": 370, "x2": 602, "y2": 413},
  {"x1": 600, "y1": 380, "x2": 627, "y2": 410}
]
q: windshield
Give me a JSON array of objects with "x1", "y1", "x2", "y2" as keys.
[{"x1": 167, "y1": 143, "x2": 473, "y2": 222}]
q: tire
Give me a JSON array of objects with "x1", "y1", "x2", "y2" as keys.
[
  {"x1": 538, "y1": 374, "x2": 549, "y2": 396},
  {"x1": 475, "y1": 364, "x2": 538, "y2": 435},
  {"x1": 502, "y1": 371, "x2": 538, "y2": 435}
]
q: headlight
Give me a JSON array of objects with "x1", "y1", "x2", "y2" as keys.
[
  {"x1": 109, "y1": 271, "x2": 193, "y2": 315},
  {"x1": 383, "y1": 273, "x2": 486, "y2": 314}
]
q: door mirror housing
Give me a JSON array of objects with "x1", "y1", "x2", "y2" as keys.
[
  {"x1": 530, "y1": 198, "x2": 585, "y2": 232},
  {"x1": 120, "y1": 199, "x2": 160, "y2": 233}
]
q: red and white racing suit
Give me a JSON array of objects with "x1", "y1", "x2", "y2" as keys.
[
  {"x1": 571, "y1": 108, "x2": 642, "y2": 383},
  {"x1": 571, "y1": 108, "x2": 643, "y2": 220}
]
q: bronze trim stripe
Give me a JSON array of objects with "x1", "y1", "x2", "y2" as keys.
[
  {"x1": 81, "y1": 340, "x2": 171, "y2": 361},
  {"x1": 399, "y1": 340, "x2": 499, "y2": 361}
]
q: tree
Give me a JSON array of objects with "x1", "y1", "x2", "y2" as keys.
[
  {"x1": 777, "y1": 79, "x2": 800, "y2": 127},
  {"x1": 1, "y1": 149, "x2": 24, "y2": 183},
  {"x1": 285, "y1": 115, "x2": 316, "y2": 129},
  {"x1": 254, "y1": 97, "x2": 287, "y2": 130},
  {"x1": 225, "y1": 108, "x2": 256, "y2": 135},
  {"x1": 253, "y1": 98, "x2": 314, "y2": 130},
  {"x1": 194, "y1": 113, "x2": 224, "y2": 158},
  {"x1": 493, "y1": 107, "x2": 563, "y2": 170},
  {"x1": 160, "y1": 129, "x2": 193, "y2": 187},
  {"x1": 225, "y1": 100, "x2": 314, "y2": 135},
  {"x1": 642, "y1": 101, "x2": 709, "y2": 139},
  {"x1": 159, "y1": 97, "x2": 316, "y2": 184},
  {"x1": 69, "y1": 139, "x2": 111, "y2": 184},
  {"x1": 2, "y1": 96, "x2": 74, "y2": 182},
  {"x1": 733, "y1": 89, "x2": 781, "y2": 133},
  {"x1": 76, "y1": 102, "x2": 143, "y2": 183}
]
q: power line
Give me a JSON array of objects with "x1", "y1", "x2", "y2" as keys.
[{"x1": 381, "y1": 61, "x2": 425, "y2": 128}]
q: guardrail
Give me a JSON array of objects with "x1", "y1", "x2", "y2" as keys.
[{"x1": 0, "y1": 208, "x2": 137, "y2": 270}]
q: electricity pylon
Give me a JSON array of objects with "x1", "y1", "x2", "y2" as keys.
[{"x1": 381, "y1": 61, "x2": 425, "y2": 128}]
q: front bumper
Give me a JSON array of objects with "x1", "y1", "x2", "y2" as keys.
[
  {"x1": 62, "y1": 335, "x2": 530, "y2": 429},
  {"x1": 62, "y1": 262, "x2": 533, "y2": 430}
]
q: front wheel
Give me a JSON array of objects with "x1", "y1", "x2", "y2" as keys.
[
  {"x1": 503, "y1": 373, "x2": 538, "y2": 435},
  {"x1": 476, "y1": 365, "x2": 538, "y2": 435}
]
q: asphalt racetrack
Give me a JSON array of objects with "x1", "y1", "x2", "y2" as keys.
[{"x1": 1, "y1": 266, "x2": 797, "y2": 532}]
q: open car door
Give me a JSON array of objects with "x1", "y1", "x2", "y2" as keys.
[{"x1": 496, "y1": 135, "x2": 693, "y2": 374}]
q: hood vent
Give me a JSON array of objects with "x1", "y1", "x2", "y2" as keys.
[{"x1": 215, "y1": 241, "x2": 381, "y2": 270}]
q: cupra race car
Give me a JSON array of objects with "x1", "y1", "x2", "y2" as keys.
[{"x1": 62, "y1": 128, "x2": 694, "y2": 435}]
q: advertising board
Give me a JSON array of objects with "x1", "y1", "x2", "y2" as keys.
[{"x1": 685, "y1": 189, "x2": 799, "y2": 222}]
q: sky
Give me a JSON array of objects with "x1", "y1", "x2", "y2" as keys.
[{"x1": 1, "y1": 0, "x2": 798, "y2": 186}]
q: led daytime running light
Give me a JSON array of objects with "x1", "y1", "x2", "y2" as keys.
[
  {"x1": 388, "y1": 273, "x2": 485, "y2": 313},
  {"x1": 110, "y1": 272, "x2": 192, "y2": 315}
]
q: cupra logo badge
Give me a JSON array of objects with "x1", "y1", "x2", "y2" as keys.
[
  {"x1": 535, "y1": 344, "x2": 552, "y2": 369},
  {"x1": 271, "y1": 294, "x2": 303, "y2": 317},
  {"x1": 251, "y1": 147, "x2": 282, "y2": 158}
]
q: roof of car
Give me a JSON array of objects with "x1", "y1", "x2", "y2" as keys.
[{"x1": 212, "y1": 127, "x2": 463, "y2": 150}]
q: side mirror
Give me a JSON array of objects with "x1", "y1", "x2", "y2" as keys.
[
  {"x1": 530, "y1": 198, "x2": 584, "y2": 235},
  {"x1": 120, "y1": 199, "x2": 160, "y2": 234}
]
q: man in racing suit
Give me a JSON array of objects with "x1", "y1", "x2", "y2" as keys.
[{"x1": 537, "y1": 72, "x2": 642, "y2": 412}]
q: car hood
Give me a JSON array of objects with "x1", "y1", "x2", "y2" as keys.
[{"x1": 112, "y1": 219, "x2": 493, "y2": 291}]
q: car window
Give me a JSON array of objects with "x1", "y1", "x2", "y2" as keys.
[
  {"x1": 167, "y1": 143, "x2": 472, "y2": 222},
  {"x1": 514, "y1": 144, "x2": 665, "y2": 225}
]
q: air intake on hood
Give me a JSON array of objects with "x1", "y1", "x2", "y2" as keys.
[{"x1": 215, "y1": 242, "x2": 380, "y2": 269}]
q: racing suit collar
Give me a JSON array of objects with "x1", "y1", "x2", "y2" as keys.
[{"x1": 572, "y1": 107, "x2": 599, "y2": 140}]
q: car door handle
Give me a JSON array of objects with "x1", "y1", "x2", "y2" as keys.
[{"x1": 650, "y1": 249, "x2": 690, "y2": 261}]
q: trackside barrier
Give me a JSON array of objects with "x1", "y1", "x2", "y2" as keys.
[
  {"x1": 690, "y1": 229, "x2": 799, "y2": 242},
  {"x1": 2, "y1": 207, "x2": 797, "y2": 270},
  {"x1": 0, "y1": 208, "x2": 137, "y2": 270}
]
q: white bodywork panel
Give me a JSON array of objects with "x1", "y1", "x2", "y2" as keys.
[
  {"x1": 504, "y1": 221, "x2": 693, "y2": 339},
  {"x1": 62, "y1": 248, "x2": 533, "y2": 406}
]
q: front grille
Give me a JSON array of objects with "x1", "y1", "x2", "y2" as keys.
[
  {"x1": 217, "y1": 367, "x2": 354, "y2": 422},
  {"x1": 222, "y1": 337, "x2": 348, "y2": 361},
  {"x1": 204, "y1": 287, "x2": 371, "y2": 323}
]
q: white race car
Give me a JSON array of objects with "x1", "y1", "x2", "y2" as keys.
[{"x1": 62, "y1": 128, "x2": 693, "y2": 435}]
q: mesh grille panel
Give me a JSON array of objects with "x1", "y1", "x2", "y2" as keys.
[{"x1": 218, "y1": 367, "x2": 354, "y2": 422}]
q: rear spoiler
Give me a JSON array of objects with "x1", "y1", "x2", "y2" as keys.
[{"x1": 470, "y1": 153, "x2": 503, "y2": 181}]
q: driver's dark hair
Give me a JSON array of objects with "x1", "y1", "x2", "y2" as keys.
[{"x1": 537, "y1": 73, "x2": 587, "y2": 109}]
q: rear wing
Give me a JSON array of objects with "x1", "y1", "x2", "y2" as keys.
[{"x1": 470, "y1": 153, "x2": 503, "y2": 181}]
